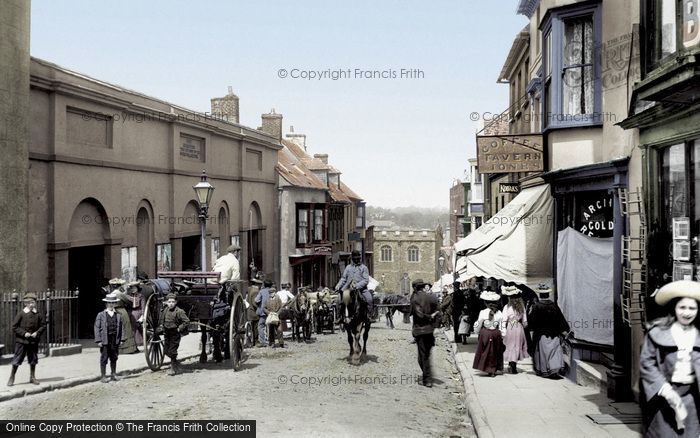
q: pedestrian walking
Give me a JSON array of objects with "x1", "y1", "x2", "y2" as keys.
[
  {"x1": 255, "y1": 279, "x2": 273, "y2": 347},
  {"x1": 245, "y1": 282, "x2": 261, "y2": 347},
  {"x1": 94, "y1": 292, "x2": 123, "y2": 383},
  {"x1": 126, "y1": 281, "x2": 144, "y2": 347},
  {"x1": 452, "y1": 280, "x2": 465, "y2": 342},
  {"x1": 528, "y1": 285, "x2": 570, "y2": 379},
  {"x1": 7, "y1": 293, "x2": 46, "y2": 387},
  {"x1": 265, "y1": 288, "x2": 284, "y2": 348},
  {"x1": 501, "y1": 285, "x2": 529, "y2": 374},
  {"x1": 410, "y1": 279, "x2": 440, "y2": 387},
  {"x1": 472, "y1": 290, "x2": 504, "y2": 377},
  {"x1": 641, "y1": 280, "x2": 700, "y2": 436},
  {"x1": 115, "y1": 282, "x2": 138, "y2": 354},
  {"x1": 157, "y1": 293, "x2": 190, "y2": 376}
]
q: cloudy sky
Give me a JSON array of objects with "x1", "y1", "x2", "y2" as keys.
[{"x1": 31, "y1": 0, "x2": 527, "y2": 208}]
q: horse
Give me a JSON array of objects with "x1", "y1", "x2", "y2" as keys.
[
  {"x1": 290, "y1": 291, "x2": 312, "y2": 342},
  {"x1": 341, "y1": 288, "x2": 371, "y2": 365},
  {"x1": 380, "y1": 294, "x2": 411, "y2": 329}
]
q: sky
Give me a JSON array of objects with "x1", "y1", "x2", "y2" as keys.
[{"x1": 30, "y1": 0, "x2": 528, "y2": 209}]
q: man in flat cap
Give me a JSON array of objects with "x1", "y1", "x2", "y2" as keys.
[
  {"x1": 334, "y1": 250, "x2": 372, "y2": 324},
  {"x1": 8, "y1": 293, "x2": 46, "y2": 386},
  {"x1": 410, "y1": 279, "x2": 440, "y2": 387},
  {"x1": 209, "y1": 244, "x2": 241, "y2": 285}
]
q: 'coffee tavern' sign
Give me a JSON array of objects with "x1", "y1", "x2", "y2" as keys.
[{"x1": 476, "y1": 134, "x2": 544, "y2": 174}]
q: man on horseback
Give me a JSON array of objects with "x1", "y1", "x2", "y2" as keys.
[{"x1": 334, "y1": 250, "x2": 372, "y2": 324}]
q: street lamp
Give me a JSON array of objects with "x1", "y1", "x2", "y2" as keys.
[
  {"x1": 438, "y1": 256, "x2": 445, "y2": 292},
  {"x1": 193, "y1": 170, "x2": 214, "y2": 272}
]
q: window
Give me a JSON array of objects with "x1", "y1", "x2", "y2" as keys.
[
  {"x1": 380, "y1": 245, "x2": 393, "y2": 262},
  {"x1": 646, "y1": 0, "x2": 700, "y2": 69},
  {"x1": 407, "y1": 246, "x2": 420, "y2": 262},
  {"x1": 356, "y1": 204, "x2": 365, "y2": 229},
  {"x1": 297, "y1": 204, "x2": 327, "y2": 246},
  {"x1": 297, "y1": 209, "x2": 309, "y2": 245},
  {"x1": 541, "y1": 4, "x2": 602, "y2": 129}
]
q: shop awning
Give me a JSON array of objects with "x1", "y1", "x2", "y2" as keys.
[{"x1": 453, "y1": 184, "x2": 554, "y2": 290}]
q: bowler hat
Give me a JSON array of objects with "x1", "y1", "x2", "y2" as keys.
[
  {"x1": 654, "y1": 280, "x2": 700, "y2": 306},
  {"x1": 412, "y1": 279, "x2": 432, "y2": 289}
]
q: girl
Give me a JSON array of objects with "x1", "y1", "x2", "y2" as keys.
[
  {"x1": 501, "y1": 286, "x2": 529, "y2": 374},
  {"x1": 472, "y1": 291, "x2": 504, "y2": 377}
]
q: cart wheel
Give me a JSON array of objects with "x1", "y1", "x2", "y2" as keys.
[
  {"x1": 143, "y1": 293, "x2": 164, "y2": 371},
  {"x1": 229, "y1": 292, "x2": 245, "y2": 371}
]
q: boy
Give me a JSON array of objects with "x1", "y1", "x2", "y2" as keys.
[
  {"x1": 8, "y1": 293, "x2": 46, "y2": 386},
  {"x1": 94, "y1": 292, "x2": 123, "y2": 383},
  {"x1": 158, "y1": 293, "x2": 190, "y2": 375}
]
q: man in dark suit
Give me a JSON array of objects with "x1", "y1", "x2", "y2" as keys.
[{"x1": 410, "y1": 279, "x2": 440, "y2": 387}]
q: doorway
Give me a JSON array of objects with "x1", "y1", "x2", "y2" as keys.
[
  {"x1": 182, "y1": 235, "x2": 201, "y2": 271},
  {"x1": 69, "y1": 245, "x2": 105, "y2": 339}
]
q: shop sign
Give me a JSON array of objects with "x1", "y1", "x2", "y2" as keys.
[
  {"x1": 579, "y1": 195, "x2": 614, "y2": 237},
  {"x1": 476, "y1": 134, "x2": 544, "y2": 174},
  {"x1": 499, "y1": 183, "x2": 520, "y2": 194}
]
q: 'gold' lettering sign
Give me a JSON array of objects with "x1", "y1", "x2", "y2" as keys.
[{"x1": 476, "y1": 134, "x2": 544, "y2": 174}]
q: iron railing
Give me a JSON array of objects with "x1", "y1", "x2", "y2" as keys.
[{"x1": 1, "y1": 289, "x2": 80, "y2": 356}]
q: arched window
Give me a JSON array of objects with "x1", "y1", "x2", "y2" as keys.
[
  {"x1": 380, "y1": 245, "x2": 392, "y2": 262},
  {"x1": 407, "y1": 245, "x2": 420, "y2": 262}
]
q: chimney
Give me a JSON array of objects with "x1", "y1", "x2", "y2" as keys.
[
  {"x1": 285, "y1": 125, "x2": 307, "y2": 150},
  {"x1": 313, "y1": 153, "x2": 328, "y2": 164},
  {"x1": 210, "y1": 87, "x2": 239, "y2": 124},
  {"x1": 260, "y1": 108, "x2": 283, "y2": 140}
]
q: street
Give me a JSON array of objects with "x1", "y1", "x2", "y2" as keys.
[{"x1": 0, "y1": 319, "x2": 474, "y2": 438}]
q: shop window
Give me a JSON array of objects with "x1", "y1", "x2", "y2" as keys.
[
  {"x1": 297, "y1": 204, "x2": 327, "y2": 246},
  {"x1": 541, "y1": 3, "x2": 602, "y2": 129},
  {"x1": 380, "y1": 245, "x2": 393, "y2": 262},
  {"x1": 652, "y1": 140, "x2": 700, "y2": 288},
  {"x1": 407, "y1": 245, "x2": 420, "y2": 262}
]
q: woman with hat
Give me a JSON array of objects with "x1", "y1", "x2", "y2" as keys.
[
  {"x1": 528, "y1": 285, "x2": 569, "y2": 379},
  {"x1": 113, "y1": 281, "x2": 139, "y2": 354},
  {"x1": 472, "y1": 290, "x2": 505, "y2": 377},
  {"x1": 94, "y1": 292, "x2": 123, "y2": 383},
  {"x1": 8, "y1": 293, "x2": 46, "y2": 387},
  {"x1": 501, "y1": 285, "x2": 529, "y2": 374},
  {"x1": 640, "y1": 280, "x2": 700, "y2": 436}
]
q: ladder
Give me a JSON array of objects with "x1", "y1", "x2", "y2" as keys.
[{"x1": 619, "y1": 188, "x2": 647, "y2": 326}]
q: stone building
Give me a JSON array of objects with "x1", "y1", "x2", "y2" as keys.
[
  {"x1": 372, "y1": 227, "x2": 443, "y2": 293},
  {"x1": 26, "y1": 59, "x2": 280, "y2": 337}
]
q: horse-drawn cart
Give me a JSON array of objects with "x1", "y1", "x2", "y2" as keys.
[{"x1": 141, "y1": 272, "x2": 247, "y2": 372}]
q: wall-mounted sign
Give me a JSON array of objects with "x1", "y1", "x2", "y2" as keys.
[
  {"x1": 499, "y1": 183, "x2": 521, "y2": 194},
  {"x1": 314, "y1": 246, "x2": 332, "y2": 255},
  {"x1": 577, "y1": 193, "x2": 614, "y2": 237},
  {"x1": 476, "y1": 135, "x2": 544, "y2": 174},
  {"x1": 180, "y1": 134, "x2": 205, "y2": 161}
]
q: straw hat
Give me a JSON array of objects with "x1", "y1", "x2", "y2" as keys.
[
  {"x1": 108, "y1": 278, "x2": 126, "y2": 286},
  {"x1": 480, "y1": 291, "x2": 501, "y2": 302},
  {"x1": 654, "y1": 280, "x2": 700, "y2": 306},
  {"x1": 102, "y1": 292, "x2": 119, "y2": 303},
  {"x1": 501, "y1": 285, "x2": 522, "y2": 296},
  {"x1": 535, "y1": 284, "x2": 553, "y2": 297}
]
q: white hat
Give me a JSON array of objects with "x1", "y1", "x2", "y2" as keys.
[
  {"x1": 108, "y1": 278, "x2": 126, "y2": 286},
  {"x1": 654, "y1": 281, "x2": 700, "y2": 306},
  {"x1": 501, "y1": 285, "x2": 522, "y2": 296},
  {"x1": 480, "y1": 291, "x2": 501, "y2": 302},
  {"x1": 102, "y1": 292, "x2": 119, "y2": 303}
]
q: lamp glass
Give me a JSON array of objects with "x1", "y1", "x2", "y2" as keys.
[{"x1": 193, "y1": 180, "x2": 215, "y2": 207}]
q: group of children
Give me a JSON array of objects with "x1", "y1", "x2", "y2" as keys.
[{"x1": 7, "y1": 288, "x2": 189, "y2": 388}]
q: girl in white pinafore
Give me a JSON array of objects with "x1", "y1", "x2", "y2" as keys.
[{"x1": 501, "y1": 285, "x2": 529, "y2": 374}]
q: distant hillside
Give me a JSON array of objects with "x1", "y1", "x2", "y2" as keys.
[{"x1": 367, "y1": 205, "x2": 448, "y2": 230}]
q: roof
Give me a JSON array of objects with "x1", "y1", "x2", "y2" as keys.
[
  {"x1": 498, "y1": 27, "x2": 530, "y2": 83},
  {"x1": 340, "y1": 181, "x2": 362, "y2": 201},
  {"x1": 328, "y1": 183, "x2": 351, "y2": 203},
  {"x1": 276, "y1": 145, "x2": 327, "y2": 190}
]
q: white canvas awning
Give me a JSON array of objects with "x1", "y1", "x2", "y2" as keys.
[{"x1": 453, "y1": 184, "x2": 554, "y2": 290}]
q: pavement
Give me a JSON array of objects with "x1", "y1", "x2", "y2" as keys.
[
  {"x1": 444, "y1": 330, "x2": 642, "y2": 438},
  {"x1": 0, "y1": 334, "x2": 201, "y2": 402}
]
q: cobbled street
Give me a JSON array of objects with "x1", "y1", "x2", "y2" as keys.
[{"x1": 0, "y1": 319, "x2": 475, "y2": 438}]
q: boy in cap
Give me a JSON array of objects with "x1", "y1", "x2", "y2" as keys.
[
  {"x1": 158, "y1": 293, "x2": 190, "y2": 375},
  {"x1": 94, "y1": 292, "x2": 123, "y2": 383},
  {"x1": 8, "y1": 293, "x2": 46, "y2": 386}
]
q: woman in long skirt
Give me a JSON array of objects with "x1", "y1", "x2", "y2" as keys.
[
  {"x1": 115, "y1": 284, "x2": 138, "y2": 354},
  {"x1": 501, "y1": 286, "x2": 529, "y2": 374},
  {"x1": 472, "y1": 291, "x2": 504, "y2": 377},
  {"x1": 641, "y1": 280, "x2": 700, "y2": 437},
  {"x1": 126, "y1": 282, "x2": 144, "y2": 347}
]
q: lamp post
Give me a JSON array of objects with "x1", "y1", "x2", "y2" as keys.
[
  {"x1": 193, "y1": 170, "x2": 214, "y2": 272},
  {"x1": 438, "y1": 256, "x2": 445, "y2": 292}
]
